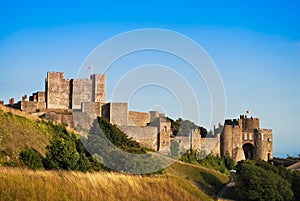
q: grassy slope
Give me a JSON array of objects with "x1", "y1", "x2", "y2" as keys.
[
  {"x1": 0, "y1": 162, "x2": 228, "y2": 201},
  {"x1": 166, "y1": 161, "x2": 228, "y2": 199},
  {"x1": 0, "y1": 106, "x2": 228, "y2": 200},
  {"x1": 0, "y1": 107, "x2": 53, "y2": 165}
]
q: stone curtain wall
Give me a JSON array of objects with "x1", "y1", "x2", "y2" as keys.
[
  {"x1": 118, "y1": 125, "x2": 158, "y2": 150},
  {"x1": 72, "y1": 79, "x2": 93, "y2": 110},
  {"x1": 128, "y1": 111, "x2": 150, "y2": 127}
]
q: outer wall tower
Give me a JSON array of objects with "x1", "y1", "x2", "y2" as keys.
[{"x1": 255, "y1": 129, "x2": 273, "y2": 161}]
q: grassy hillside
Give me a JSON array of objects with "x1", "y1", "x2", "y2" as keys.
[
  {"x1": 166, "y1": 161, "x2": 228, "y2": 198},
  {"x1": 0, "y1": 107, "x2": 54, "y2": 165},
  {"x1": 0, "y1": 106, "x2": 229, "y2": 200},
  {"x1": 0, "y1": 161, "x2": 228, "y2": 201}
]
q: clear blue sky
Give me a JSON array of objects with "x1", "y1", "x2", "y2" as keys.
[{"x1": 0, "y1": 0, "x2": 299, "y2": 157}]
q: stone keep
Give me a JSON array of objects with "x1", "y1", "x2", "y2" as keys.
[{"x1": 46, "y1": 72, "x2": 105, "y2": 112}]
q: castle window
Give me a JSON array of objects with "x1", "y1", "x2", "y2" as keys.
[
  {"x1": 261, "y1": 133, "x2": 264, "y2": 140},
  {"x1": 249, "y1": 133, "x2": 252, "y2": 140},
  {"x1": 244, "y1": 133, "x2": 247, "y2": 140}
]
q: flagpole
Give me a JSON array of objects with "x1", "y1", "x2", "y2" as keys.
[{"x1": 88, "y1": 65, "x2": 93, "y2": 75}]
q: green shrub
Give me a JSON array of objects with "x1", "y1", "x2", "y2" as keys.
[
  {"x1": 180, "y1": 150, "x2": 199, "y2": 165},
  {"x1": 20, "y1": 148, "x2": 44, "y2": 170}
]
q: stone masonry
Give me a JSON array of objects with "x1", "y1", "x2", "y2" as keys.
[{"x1": 220, "y1": 115, "x2": 273, "y2": 161}]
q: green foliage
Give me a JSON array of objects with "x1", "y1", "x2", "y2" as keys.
[
  {"x1": 235, "y1": 160, "x2": 294, "y2": 201},
  {"x1": 292, "y1": 171, "x2": 300, "y2": 201},
  {"x1": 19, "y1": 148, "x2": 44, "y2": 170},
  {"x1": 198, "y1": 154, "x2": 228, "y2": 173},
  {"x1": 43, "y1": 124, "x2": 101, "y2": 172},
  {"x1": 170, "y1": 139, "x2": 180, "y2": 159},
  {"x1": 179, "y1": 151, "x2": 235, "y2": 174},
  {"x1": 85, "y1": 117, "x2": 165, "y2": 174},
  {"x1": 223, "y1": 152, "x2": 235, "y2": 170},
  {"x1": 43, "y1": 131, "x2": 80, "y2": 170},
  {"x1": 88, "y1": 117, "x2": 146, "y2": 154},
  {"x1": 180, "y1": 150, "x2": 199, "y2": 165},
  {"x1": 169, "y1": 118, "x2": 207, "y2": 138}
]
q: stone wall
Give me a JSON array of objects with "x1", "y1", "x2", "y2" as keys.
[
  {"x1": 151, "y1": 117, "x2": 171, "y2": 151},
  {"x1": 102, "y1": 103, "x2": 128, "y2": 125},
  {"x1": 118, "y1": 125, "x2": 158, "y2": 150},
  {"x1": 201, "y1": 135, "x2": 220, "y2": 156},
  {"x1": 175, "y1": 129, "x2": 202, "y2": 152},
  {"x1": 73, "y1": 111, "x2": 95, "y2": 129},
  {"x1": 175, "y1": 136, "x2": 191, "y2": 151},
  {"x1": 72, "y1": 78, "x2": 93, "y2": 110},
  {"x1": 44, "y1": 111, "x2": 74, "y2": 127},
  {"x1": 128, "y1": 111, "x2": 150, "y2": 127},
  {"x1": 21, "y1": 101, "x2": 46, "y2": 113}
]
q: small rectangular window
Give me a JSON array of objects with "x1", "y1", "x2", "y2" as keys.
[{"x1": 249, "y1": 133, "x2": 252, "y2": 140}]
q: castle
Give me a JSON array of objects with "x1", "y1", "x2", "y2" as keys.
[
  {"x1": 220, "y1": 115, "x2": 273, "y2": 161},
  {"x1": 1, "y1": 72, "x2": 273, "y2": 161}
]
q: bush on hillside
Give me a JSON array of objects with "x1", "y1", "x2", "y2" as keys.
[
  {"x1": 43, "y1": 124, "x2": 102, "y2": 172},
  {"x1": 180, "y1": 150, "x2": 199, "y2": 165},
  {"x1": 20, "y1": 148, "x2": 44, "y2": 170},
  {"x1": 84, "y1": 117, "x2": 165, "y2": 174},
  {"x1": 198, "y1": 154, "x2": 228, "y2": 173}
]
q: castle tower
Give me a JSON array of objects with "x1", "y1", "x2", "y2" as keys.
[
  {"x1": 91, "y1": 74, "x2": 106, "y2": 103},
  {"x1": 221, "y1": 119, "x2": 243, "y2": 160},
  {"x1": 221, "y1": 114, "x2": 273, "y2": 162},
  {"x1": 72, "y1": 74, "x2": 106, "y2": 114},
  {"x1": 151, "y1": 117, "x2": 171, "y2": 151},
  {"x1": 241, "y1": 115, "x2": 260, "y2": 131},
  {"x1": 46, "y1": 72, "x2": 71, "y2": 109},
  {"x1": 255, "y1": 129, "x2": 273, "y2": 161}
]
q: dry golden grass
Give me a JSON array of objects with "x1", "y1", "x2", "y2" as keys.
[{"x1": 0, "y1": 166, "x2": 211, "y2": 201}]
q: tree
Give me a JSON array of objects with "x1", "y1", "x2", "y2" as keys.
[
  {"x1": 235, "y1": 160, "x2": 294, "y2": 201},
  {"x1": 43, "y1": 135, "x2": 80, "y2": 170},
  {"x1": 223, "y1": 152, "x2": 235, "y2": 170}
]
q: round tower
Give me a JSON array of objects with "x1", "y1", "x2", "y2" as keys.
[
  {"x1": 220, "y1": 123, "x2": 233, "y2": 157},
  {"x1": 254, "y1": 129, "x2": 273, "y2": 161}
]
